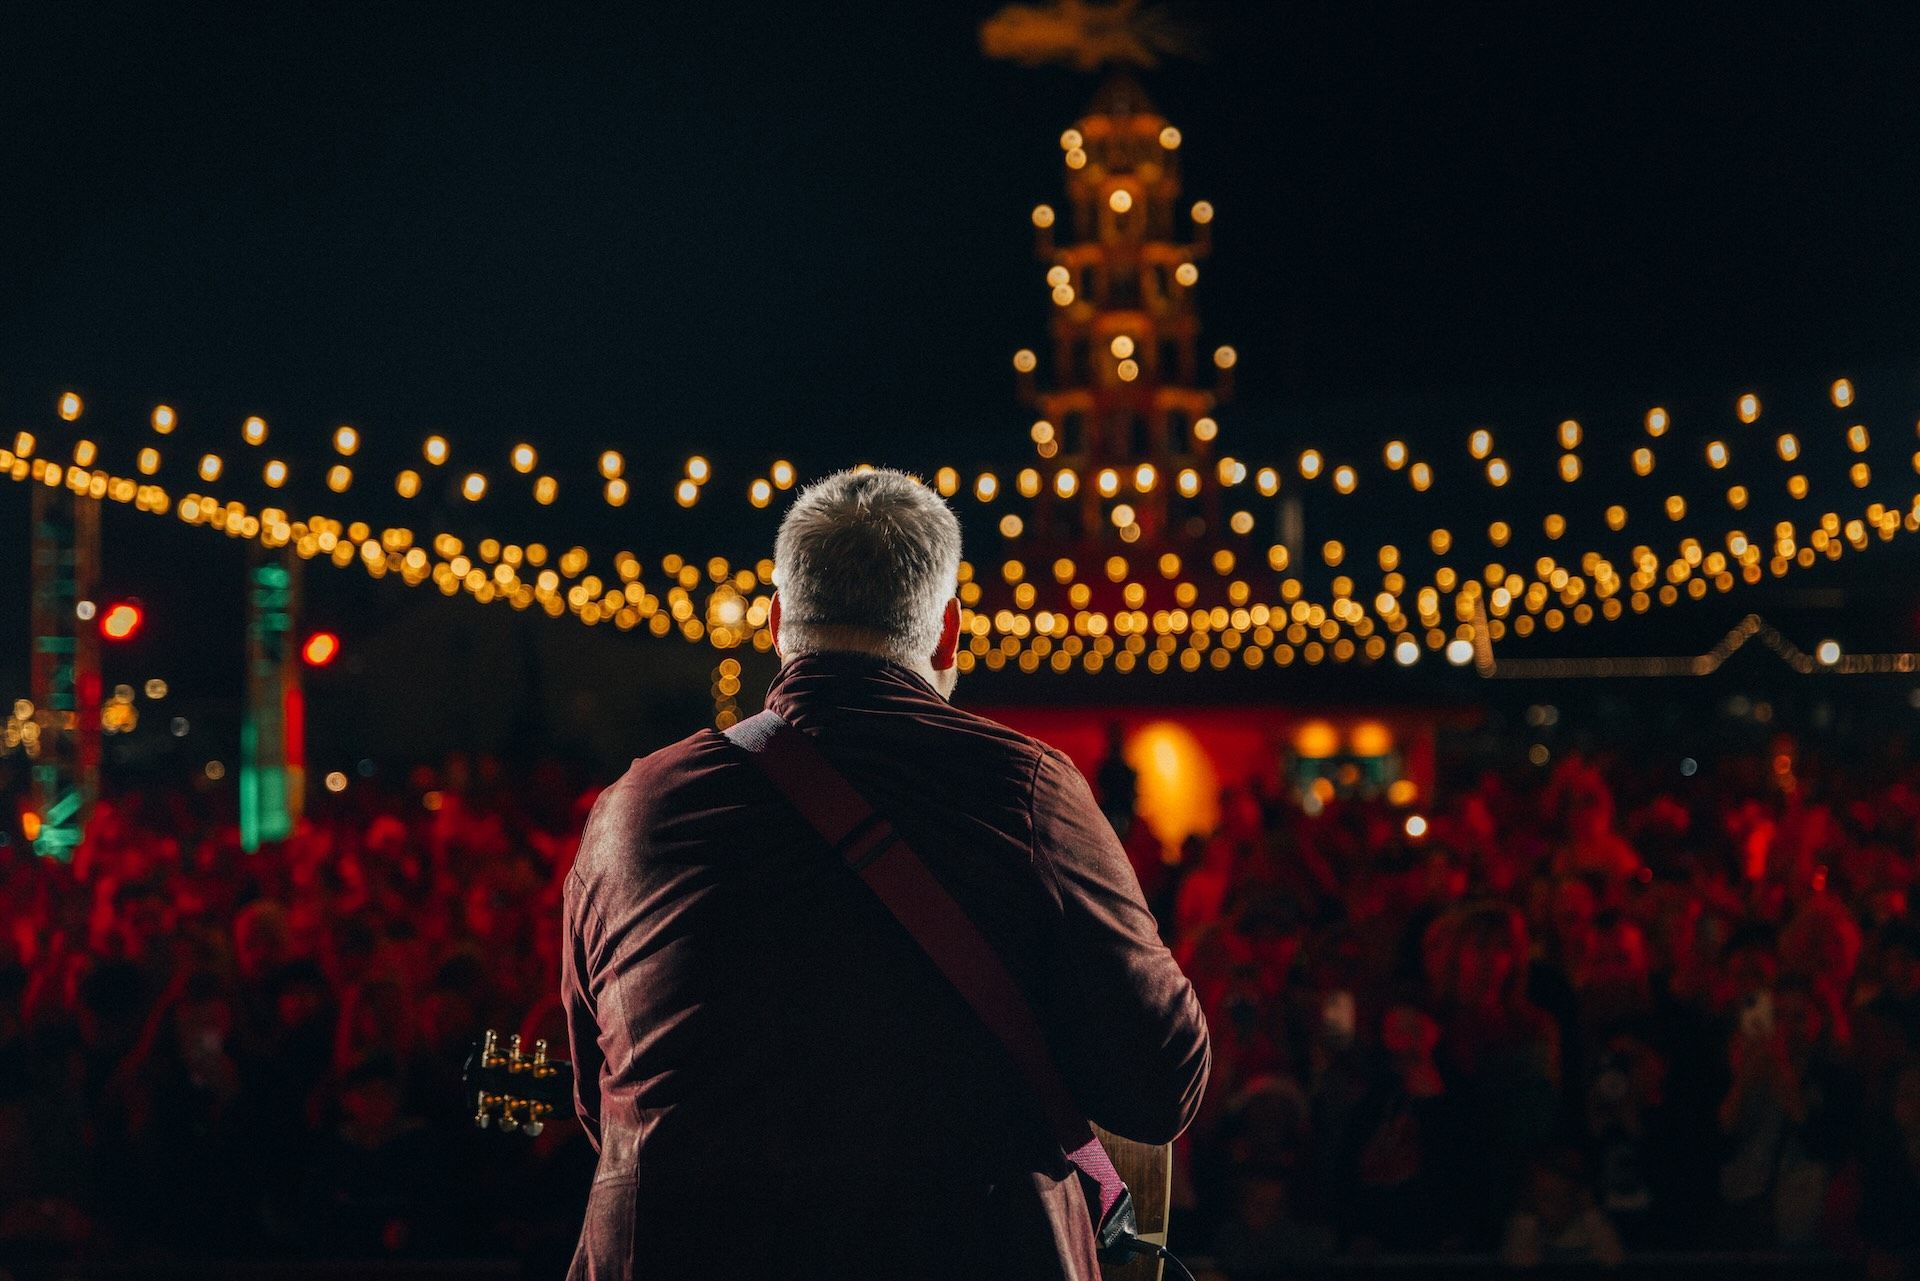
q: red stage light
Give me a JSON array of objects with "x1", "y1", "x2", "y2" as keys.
[
  {"x1": 100, "y1": 603, "x2": 143, "y2": 641},
  {"x1": 302, "y1": 632, "x2": 340, "y2": 667}
]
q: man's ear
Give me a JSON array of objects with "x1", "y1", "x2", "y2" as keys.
[
  {"x1": 769, "y1": 593, "x2": 784, "y2": 658},
  {"x1": 931, "y1": 596, "x2": 961, "y2": 671}
]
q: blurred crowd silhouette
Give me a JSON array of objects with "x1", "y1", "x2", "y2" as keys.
[{"x1": 2, "y1": 733, "x2": 1918, "y2": 1277}]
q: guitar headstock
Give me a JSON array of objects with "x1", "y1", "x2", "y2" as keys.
[{"x1": 464, "y1": 1028, "x2": 574, "y2": 1136}]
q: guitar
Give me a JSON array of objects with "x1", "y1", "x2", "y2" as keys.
[{"x1": 466, "y1": 1029, "x2": 1171, "y2": 1281}]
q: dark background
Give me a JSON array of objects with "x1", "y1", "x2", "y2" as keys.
[{"x1": 3, "y1": 0, "x2": 1919, "y2": 774}]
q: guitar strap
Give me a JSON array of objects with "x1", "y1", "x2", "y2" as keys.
[{"x1": 723, "y1": 709, "x2": 1140, "y2": 1260}]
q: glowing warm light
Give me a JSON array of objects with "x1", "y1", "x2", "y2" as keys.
[
  {"x1": 302, "y1": 632, "x2": 340, "y2": 667},
  {"x1": 1031, "y1": 205, "x2": 1055, "y2": 229},
  {"x1": 424, "y1": 435, "x2": 449, "y2": 465},
  {"x1": 1177, "y1": 468, "x2": 1200, "y2": 497},
  {"x1": 1486, "y1": 458, "x2": 1510, "y2": 486},
  {"x1": 534, "y1": 476, "x2": 557, "y2": 505},
  {"x1": 1064, "y1": 147, "x2": 1087, "y2": 169},
  {"x1": 1446, "y1": 638, "x2": 1475, "y2": 666},
  {"x1": 1559, "y1": 454, "x2": 1581, "y2": 482},
  {"x1": 686, "y1": 456, "x2": 710, "y2": 483},
  {"x1": 394, "y1": 469, "x2": 419, "y2": 497},
  {"x1": 1117, "y1": 359, "x2": 1139, "y2": 381},
  {"x1": 1126, "y1": 722, "x2": 1221, "y2": 847},
  {"x1": 1469, "y1": 429, "x2": 1493, "y2": 459},
  {"x1": 1299, "y1": 449, "x2": 1323, "y2": 479},
  {"x1": 1159, "y1": 126, "x2": 1182, "y2": 149},
  {"x1": 750, "y1": 478, "x2": 773, "y2": 507},
  {"x1": 462, "y1": 472, "x2": 487, "y2": 501},
  {"x1": 1052, "y1": 284, "x2": 1075, "y2": 306},
  {"x1": 332, "y1": 425, "x2": 359, "y2": 455},
  {"x1": 1255, "y1": 467, "x2": 1279, "y2": 496},
  {"x1": 1109, "y1": 334, "x2": 1135, "y2": 359},
  {"x1": 1777, "y1": 433, "x2": 1799, "y2": 462},
  {"x1": 1350, "y1": 721, "x2": 1393, "y2": 757},
  {"x1": 999, "y1": 513, "x2": 1024, "y2": 538},
  {"x1": 1108, "y1": 189, "x2": 1133, "y2": 214},
  {"x1": 1737, "y1": 393, "x2": 1761, "y2": 424},
  {"x1": 325, "y1": 464, "x2": 351, "y2": 493},
  {"x1": 100, "y1": 603, "x2": 143, "y2": 641},
  {"x1": 511, "y1": 443, "x2": 537, "y2": 473},
  {"x1": 1054, "y1": 469, "x2": 1079, "y2": 498},
  {"x1": 1410, "y1": 462, "x2": 1432, "y2": 491},
  {"x1": 138, "y1": 448, "x2": 160, "y2": 476},
  {"x1": 592, "y1": 450, "x2": 621, "y2": 480},
  {"x1": 1645, "y1": 407, "x2": 1669, "y2": 436},
  {"x1": 1706, "y1": 440, "x2": 1729, "y2": 469},
  {"x1": 605, "y1": 478, "x2": 629, "y2": 506},
  {"x1": 324, "y1": 772, "x2": 348, "y2": 794},
  {"x1": 1393, "y1": 636, "x2": 1420, "y2": 666},
  {"x1": 1384, "y1": 441, "x2": 1407, "y2": 469},
  {"x1": 1404, "y1": 814, "x2": 1428, "y2": 839},
  {"x1": 1013, "y1": 348, "x2": 1037, "y2": 372},
  {"x1": 198, "y1": 454, "x2": 222, "y2": 482},
  {"x1": 1134, "y1": 463, "x2": 1157, "y2": 492},
  {"x1": 1213, "y1": 345, "x2": 1237, "y2": 370},
  {"x1": 72, "y1": 440, "x2": 96, "y2": 467},
  {"x1": 1059, "y1": 128, "x2": 1082, "y2": 150},
  {"x1": 1816, "y1": 639, "x2": 1841, "y2": 666},
  {"x1": 675, "y1": 479, "x2": 699, "y2": 507},
  {"x1": 59, "y1": 392, "x2": 83, "y2": 421},
  {"x1": 1830, "y1": 379, "x2": 1853, "y2": 408},
  {"x1": 771, "y1": 460, "x2": 796, "y2": 489},
  {"x1": 1192, "y1": 416, "x2": 1218, "y2": 442},
  {"x1": 1557, "y1": 419, "x2": 1582, "y2": 449},
  {"x1": 976, "y1": 472, "x2": 999, "y2": 502},
  {"x1": 1294, "y1": 720, "x2": 1339, "y2": 758},
  {"x1": 242, "y1": 416, "x2": 268, "y2": 445},
  {"x1": 1191, "y1": 200, "x2": 1214, "y2": 225},
  {"x1": 1332, "y1": 465, "x2": 1356, "y2": 494},
  {"x1": 1174, "y1": 262, "x2": 1198, "y2": 286},
  {"x1": 264, "y1": 460, "x2": 288, "y2": 488}
]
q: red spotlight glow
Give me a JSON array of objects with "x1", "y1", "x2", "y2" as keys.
[
  {"x1": 100, "y1": 603, "x2": 143, "y2": 641},
  {"x1": 301, "y1": 632, "x2": 340, "y2": 667}
]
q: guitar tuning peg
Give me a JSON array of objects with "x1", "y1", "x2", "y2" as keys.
[
  {"x1": 474, "y1": 1100, "x2": 491, "y2": 1129},
  {"x1": 524, "y1": 1120, "x2": 544, "y2": 1137},
  {"x1": 532, "y1": 1038, "x2": 548, "y2": 1067},
  {"x1": 507, "y1": 1034, "x2": 523, "y2": 1067}
]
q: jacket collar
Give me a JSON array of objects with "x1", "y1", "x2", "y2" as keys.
[{"x1": 763, "y1": 651, "x2": 946, "y2": 729}]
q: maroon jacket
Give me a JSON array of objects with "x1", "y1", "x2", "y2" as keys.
[{"x1": 562, "y1": 653, "x2": 1209, "y2": 1280}]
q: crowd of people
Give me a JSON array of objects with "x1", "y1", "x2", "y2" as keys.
[{"x1": 1, "y1": 723, "x2": 1917, "y2": 1277}]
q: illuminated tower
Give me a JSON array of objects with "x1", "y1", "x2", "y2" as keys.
[
  {"x1": 1019, "y1": 74, "x2": 1229, "y2": 552},
  {"x1": 27, "y1": 482, "x2": 101, "y2": 858},
  {"x1": 241, "y1": 548, "x2": 303, "y2": 850}
]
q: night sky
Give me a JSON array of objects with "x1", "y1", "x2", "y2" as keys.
[{"x1": 4, "y1": 1, "x2": 1920, "y2": 760}]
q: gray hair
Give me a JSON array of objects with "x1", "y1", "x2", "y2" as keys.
[{"x1": 773, "y1": 468, "x2": 962, "y2": 664}]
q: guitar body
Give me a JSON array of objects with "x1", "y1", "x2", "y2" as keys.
[{"x1": 1093, "y1": 1125, "x2": 1170, "y2": 1281}]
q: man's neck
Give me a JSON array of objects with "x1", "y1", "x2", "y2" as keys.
[{"x1": 779, "y1": 647, "x2": 955, "y2": 701}]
